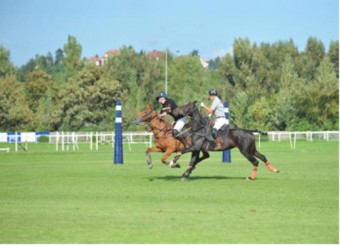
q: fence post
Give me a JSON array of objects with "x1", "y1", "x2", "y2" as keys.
[
  {"x1": 15, "y1": 132, "x2": 18, "y2": 152},
  {"x1": 61, "y1": 131, "x2": 64, "y2": 152},
  {"x1": 222, "y1": 101, "x2": 231, "y2": 163},
  {"x1": 114, "y1": 99, "x2": 123, "y2": 164},
  {"x1": 96, "y1": 132, "x2": 99, "y2": 151},
  {"x1": 56, "y1": 132, "x2": 59, "y2": 152}
]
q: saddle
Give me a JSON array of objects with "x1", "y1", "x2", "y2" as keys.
[{"x1": 206, "y1": 124, "x2": 229, "y2": 142}]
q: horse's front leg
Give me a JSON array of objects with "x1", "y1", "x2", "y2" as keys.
[
  {"x1": 162, "y1": 148, "x2": 180, "y2": 168},
  {"x1": 196, "y1": 150, "x2": 210, "y2": 164},
  {"x1": 145, "y1": 147, "x2": 162, "y2": 169},
  {"x1": 171, "y1": 142, "x2": 203, "y2": 165},
  {"x1": 181, "y1": 151, "x2": 200, "y2": 181}
]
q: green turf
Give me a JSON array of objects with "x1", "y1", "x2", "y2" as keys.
[{"x1": 0, "y1": 141, "x2": 338, "y2": 243}]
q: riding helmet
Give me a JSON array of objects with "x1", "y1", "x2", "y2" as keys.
[
  {"x1": 156, "y1": 92, "x2": 168, "y2": 101},
  {"x1": 208, "y1": 88, "x2": 218, "y2": 96}
]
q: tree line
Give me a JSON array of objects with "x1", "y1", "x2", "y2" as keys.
[{"x1": 0, "y1": 35, "x2": 338, "y2": 132}]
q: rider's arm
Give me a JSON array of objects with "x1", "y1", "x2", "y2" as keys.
[
  {"x1": 158, "y1": 112, "x2": 167, "y2": 118},
  {"x1": 202, "y1": 104, "x2": 214, "y2": 114},
  {"x1": 201, "y1": 103, "x2": 214, "y2": 114},
  {"x1": 159, "y1": 105, "x2": 168, "y2": 118}
]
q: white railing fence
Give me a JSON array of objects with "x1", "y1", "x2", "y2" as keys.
[
  {"x1": 0, "y1": 131, "x2": 338, "y2": 152},
  {"x1": 50, "y1": 131, "x2": 153, "y2": 152}
]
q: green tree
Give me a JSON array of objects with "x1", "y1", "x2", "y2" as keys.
[
  {"x1": 328, "y1": 40, "x2": 339, "y2": 77},
  {"x1": 168, "y1": 55, "x2": 206, "y2": 105},
  {"x1": 295, "y1": 57, "x2": 338, "y2": 129},
  {"x1": 272, "y1": 55, "x2": 299, "y2": 130},
  {"x1": 0, "y1": 76, "x2": 33, "y2": 131},
  {"x1": 55, "y1": 48, "x2": 64, "y2": 65},
  {"x1": 250, "y1": 97, "x2": 271, "y2": 130},
  {"x1": 63, "y1": 35, "x2": 82, "y2": 80},
  {"x1": 24, "y1": 71, "x2": 55, "y2": 112},
  {"x1": 17, "y1": 58, "x2": 36, "y2": 82},
  {"x1": 230, "y1": 91, "x2": 249, "y2": 128},
  {"x1": 297, "y1": 37, "x2": 325, "y2": 80},
  {"x1": 0, "y1": 45, "x2": 16, "y2": 78},
  {"x1": 56, "y1": 65, "x2": 123, "y2": 131}
]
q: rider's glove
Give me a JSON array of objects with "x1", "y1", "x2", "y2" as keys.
[{"x1": 200, "y1": 102, "x2": 205, "y2": 107}]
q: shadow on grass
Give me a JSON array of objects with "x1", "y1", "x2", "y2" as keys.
[{"x1": 146, "y1": 175, "x2": 250, "y2": 182}]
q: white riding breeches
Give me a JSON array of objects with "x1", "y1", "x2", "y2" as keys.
[
  {"x1": 174, "y1": 117, "x2": 186, "y2": 131},
  {"x1": 213, "y1": 117, "x2": 229, "y2": 131}
]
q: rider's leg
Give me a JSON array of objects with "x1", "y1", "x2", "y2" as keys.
[
  {"x1": 173, "y1": 117, "x2": 190, "y2": 149},
  {"x1": 212, "y1": 118, "x2": 228, "y2": 149}
]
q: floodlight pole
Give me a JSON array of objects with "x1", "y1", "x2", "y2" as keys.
[{"x1": 165, "y1": 50, "x2": 168, "y2": 94}]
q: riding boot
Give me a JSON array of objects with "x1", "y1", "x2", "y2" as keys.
[
  {"x1": 178, "y1": 135, "x2": 190, "y2": 149},
  {"x1": 212, "y1": 128, "x2": 222, "y2": 150},
  {"x1": 215, "y1": 137, "x2": 223, "y2": 150}
]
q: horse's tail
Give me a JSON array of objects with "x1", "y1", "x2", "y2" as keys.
[{"x1": 251, "y1": 130, "x2": 268, "y2": 136}]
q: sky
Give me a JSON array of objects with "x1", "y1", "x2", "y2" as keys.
[{"x1": 0, "y1": 0, "x2": 338, "y2": 67}]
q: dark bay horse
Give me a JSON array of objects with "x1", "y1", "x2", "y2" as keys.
[
  {"x1": 135, "y1": 104, "x2": 187, "y2": 169},
  {"x1": 171, "y1": 101, "x2": 280, "y2": 181}
]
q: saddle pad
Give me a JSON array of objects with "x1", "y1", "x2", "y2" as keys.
[
  {"x1": 218, "y1": 125, "x2": 229, "y2": 137},
  {"x1": 205, "y1": 125, "x2": 229, "y2": 142}
]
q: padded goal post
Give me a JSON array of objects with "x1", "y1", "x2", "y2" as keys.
[
  {"x1": 114, "y1": 99, "x2": 123, "y2": 164},
  {"x1": 222, "y1": 101, "x2": 231, "y2": 163}
]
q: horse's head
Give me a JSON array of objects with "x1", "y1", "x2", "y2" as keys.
[
  {"x1": 134, "y1": 104, "x2": 157, "y2": 124},
  {"x1": 173, "y1": 101, "x2": 198, "y2": 117}
]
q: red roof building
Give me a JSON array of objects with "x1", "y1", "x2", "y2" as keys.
[
  {"x1": 88, "y1": 56, "x2": 102, "y2": 66},
  {"x1": 104, "y1": 49, "x2": 120, "y2": 57},
  {"x1": 146, "y1": 50, "x2": 163, "y2": 61},
  {"x1": 102, "y1": 49, "x2": 120, "y2": 65}
]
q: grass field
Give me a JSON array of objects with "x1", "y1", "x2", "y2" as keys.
[{"x1": 0, "y1": 140, "x2": 338, "y2": 243}]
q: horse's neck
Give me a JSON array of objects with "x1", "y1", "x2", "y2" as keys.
[
  {"x1": 191, "y1": 111, "x2": 204, "y2": 128},
  {"x1": 149, "y1": 118, "x2": 172, "y2": 131}
]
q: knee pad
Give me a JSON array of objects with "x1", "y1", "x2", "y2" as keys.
[
  {"x1": 212, "y1": 128, "x2": 218, "y2": 139},
  {"x1": 172, "y1": 129, "x2": 180, "y2": 138}
]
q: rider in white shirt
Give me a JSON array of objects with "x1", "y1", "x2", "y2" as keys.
[{"x1": 200, "y1": 89, "x2": 229, "y2": 149}]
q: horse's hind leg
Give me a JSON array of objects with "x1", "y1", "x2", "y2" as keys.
[
  {"x1": 254, "y1": 150, "x2": 280, "y2": 173},
  {"x1": 239, "y1": 149, "x2": 260, "y2": 180}
]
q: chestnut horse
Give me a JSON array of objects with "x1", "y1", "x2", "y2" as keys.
[{"x1": 135, "y1": 104, "x2": 188, "y2": 169}]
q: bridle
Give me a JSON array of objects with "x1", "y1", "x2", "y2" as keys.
[
  {"x1": 137, "y1": 109, "x2": 172, "y2": 136},
  {"x1": 181, "y1": 105, "x2": 207, "y2": 133},
  {"x1": 137, "y1": 109, "x2": 154, "y2": 121}
]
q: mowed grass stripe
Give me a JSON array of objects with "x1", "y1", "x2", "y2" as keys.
[{"x1": 0, "y1": 141, "x2": 338, "y2": 243}]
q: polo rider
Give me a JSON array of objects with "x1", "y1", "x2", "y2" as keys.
[
  {"x1": 156, "y1": 92, "x2": 190, "y2": 149},
  {"x1": 200, "y1": 88, "x2": 229, "y2": 149}
]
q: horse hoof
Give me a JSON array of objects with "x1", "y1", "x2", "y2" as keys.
[
  {"x1": 146, "y1": 161, "x2": 153, "y2": 169},
  {"x1": 274, "y1": 169, "x2": 280, "y2": 173},
  {"x1": 169, "y1": 160, "x2": 179, "y2": 168},
  {"x1": 181, "y1": 176, "x2": 188, "y2": 181},
  {"x1": 246, "y1": 176, "x2": 256, "y2": 181}
]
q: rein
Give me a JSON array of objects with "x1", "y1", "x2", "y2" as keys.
[
  {"x1": 184, "y1": 106, "x2": 207, "y2": 132},
  {"x1": 138, "y1": 110, "x2": 172, "y2": 138}
]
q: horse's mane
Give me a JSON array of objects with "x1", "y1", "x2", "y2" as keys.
[
  {"x1": 191, "y1": 103, "x2": 211, "y2": 125},
  {"x1": 145, "y1": 109, "x2": 173, "y2": 130},
  {"x1": 156, "y1": 117, "x2": 174, "y2": 130}
]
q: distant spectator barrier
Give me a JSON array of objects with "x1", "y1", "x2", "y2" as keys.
[{"x1": 0, "y1": 131, "x2": 338, "y2": 152}]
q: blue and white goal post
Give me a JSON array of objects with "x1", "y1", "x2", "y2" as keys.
[
  {"x1": 114, "y1": 99, "x2": 123, "y2": 164},
  {"x1": 222, "y1": 101, "x2": 231, "y2": 163}
]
